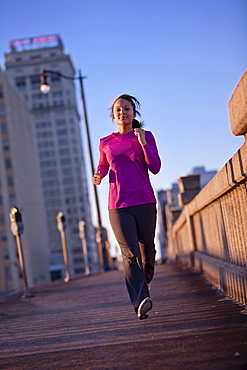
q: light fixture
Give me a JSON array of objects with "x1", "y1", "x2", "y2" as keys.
[
  {"x1": 40, "y1": 83, "x2": 50, "y2": 94},
  {"x1": 40, "y1": 69, "x2": 51, "y2": 94}
]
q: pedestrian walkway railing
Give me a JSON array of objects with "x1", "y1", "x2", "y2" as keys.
[{"x1": 166, "y1": 69, "x2": 247, "y2": 306}]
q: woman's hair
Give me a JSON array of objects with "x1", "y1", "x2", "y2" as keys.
[{"x1": 111, "y1": 94, "x2": 144, "y2": 128}]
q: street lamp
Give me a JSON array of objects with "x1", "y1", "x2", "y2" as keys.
[{"x1": 40, "y1": 68, "x2": 110, "y2": 271}]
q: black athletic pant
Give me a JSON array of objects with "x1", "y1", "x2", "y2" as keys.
[{"x1": 109, "y1": 203, "x2": 157, "y2": 311}]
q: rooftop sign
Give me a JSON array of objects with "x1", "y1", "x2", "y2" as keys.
[{"x1": 10, "y1": 35, "x2": 61, "y2": 52}]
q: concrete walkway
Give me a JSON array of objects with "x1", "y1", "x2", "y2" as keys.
[{"x1": 0, "y1": 263, "x2": 247, "y2": 370}]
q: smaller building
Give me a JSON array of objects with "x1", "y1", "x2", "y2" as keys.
[
  {"x1": 157, "y1": 166, "x2": 217, "y2": 261},
  {"x1": 0, "y1": 70, "x2": 50, "y2": 291},
  {"x1": 190, "y1": 166, "x2": 217, "y2": 189}
]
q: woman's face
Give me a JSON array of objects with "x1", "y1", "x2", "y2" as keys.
[{"x1": 113, "y1": 98, "x2": 136, "y2": 127}]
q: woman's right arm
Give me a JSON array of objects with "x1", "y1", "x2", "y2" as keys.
[{"x1": 93, "y1": 141, "x2": 109, "y2": 185}]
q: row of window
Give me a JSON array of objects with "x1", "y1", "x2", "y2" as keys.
[
  {"x1": 41, "y1": 167, "x2": 74, "y2": 177},
  {"x1": 36, "y1": 119, "x2": 73, "y2": 130},
  {"x1": 15, "y1": 54, "x2": 57, "y2": 63},
  {"x1": 38, "y1": 138, "x2": 77, "y2": 148},
  {"x1": 36, "y1": 128, "x2": 75, "y2": 138},
  {"x1": 32, "y1": 91, "x2": 64, "y2": 100},
  {"x1": 40, "y1": 157, "x2": 80, "y2": 168},
  {"x1": 42, "y1": 176, "x2": 82, "y2": 189},
  {"x1": 32, "y1": 100, "x2": 64, "y2": 109},
  {"x1": 16, "y1": 73, "x2": 61, "y2": 90},
  {"x1": 39, "y1": 148, "x2": 75, "y2": 158}
]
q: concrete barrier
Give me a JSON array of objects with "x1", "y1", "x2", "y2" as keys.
[{"x1": 166, "y1": 69, "x2": 247, "y2": 306}]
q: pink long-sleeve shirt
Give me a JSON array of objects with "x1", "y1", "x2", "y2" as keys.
[{"x1": 96, "y1": 130, "x2": 161, "y2": 210}]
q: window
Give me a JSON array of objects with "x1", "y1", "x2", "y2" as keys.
[
  {"x1": 39, "y1": 151, "x2": 55, "y2": 158},
  {"x1": 62, "y1": 168, "x2": 72, "y2": 175},
  {"x1": 1, "y1": 232, "x2": 7, "y2": 242},
  {"x1": 56, "y1": 119, "x2": 66, "y2": 127},
  {"x1": 30, "y1": 55, "x2": 41, "y2": 59},
  {"x1": 3, "y1": 250, "x2": 9, "y2": 260},
  {"x1": 64, "y1": 188, "x2": 74, "y2": 195},
  {"x1": 0, "y1": 86, "x2": 3, "y2": 98},
  {"x1": 40, "y1": 160, "x2": 56, "y2": 168},
  {"x1": 59, "y1": 148, "x2": 70, "y2": 156},
  {"x1": 7, "y1": 177, "x2": 14, "y2": 186},
  {"x1": 5, "y1": 159, "x2": 12, "y2": 169},
  {"x1": 9, "y1": 194, "x2": 16, "y2": 204},
  {"x1": 34, "y1": 112, "x2": 50, "y2": 119},
  {"x1": 30, "y1": 75, "x2": 41, "y2": 90},
  {"x1": 73, "y1": 257, "x2": 83, "y2": 264},
  {"x1": 15, "y1": 77, "x2": 26, "y2": 90},
  {"x1": 58, "y1": 138, "x2": 69, "y2": 146},
  {"x1": 38, "y1": 141, "x2": 54, "y2": 148},
  {"x1": 53, "y1": 100, "x2": 64, "y2": 107},
  {"x1": 32, "y1": 102, "x2": 50, "y2": 110},
  {"x1": 63, "y1": 178, "x2": 74, "y2": 185},
  {"x1": 0, "y1": 106, "x2": 5, "y2": 116},
  {"x1": 74, "y1": 268, "x2": 84, "y2": 274},
  {"x1": 65, "y1": 197, "x2": 76, "y2": 205},
  {"x1": 1, "y1": 123, "x2": 7, "y2": 134},
  {"x1": 37, "y1": 131, "x2": 53, "y2": 138},
  {"x1": 42, "y1": 169, "x2": 58, "y2": 176},
  {"x1": 51, "y1": 72, "x2": 61, "y2": 87},
  {"x1": 57, "y1": 129, "x2": 68, "y2": 136},
  {"x1": 32, "y1": 93, "x2": 47, "y2": 101},
  {"x1": 51, "y1": 270, "x2": 62, "y2": 281},
  {"x1": 54, "y1": 110, "x2": 65, "y2": 116},
  {"x1": 43, "y1": 179, "x2": 59, "y2": 188},
  {"x1": 36, "y1": 121, "x2": 51, "y2": 129},
  {"x1": 44, "y1": 190, "x2": 59, "y2": 198},
  {"x1": 52, "y1": 91, "x2": 63, "y2": 98},
  {"x1": 61, "y1": 158, "x2": 71, "y2": 165}
]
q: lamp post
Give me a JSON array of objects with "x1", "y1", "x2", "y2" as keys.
[{"x1": 40, "y1": 69, "x2": 110, "y2": 271}]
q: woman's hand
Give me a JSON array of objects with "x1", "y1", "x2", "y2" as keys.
[
  {"x1": 134, "y1": 128, "x2": 147, "y2": 146},
  {"x1": 93, "y1": 171, "x2": 102, "y2": 185}
]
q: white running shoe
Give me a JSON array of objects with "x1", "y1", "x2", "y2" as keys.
[{"x1": 137, "y1": 297, "x2": 153, "y2": 320}]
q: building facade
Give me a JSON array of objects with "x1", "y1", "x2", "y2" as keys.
[
  {"x1": 0, "y1": 70, "x2": 50, "y2": 290},
  {"x1": 1, "y1": 35, "x2": 99, "y2": 289}
]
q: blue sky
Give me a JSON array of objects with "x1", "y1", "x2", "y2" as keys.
[{"x1": 0, "y1": 0, "x2": 246, "y2": 252}]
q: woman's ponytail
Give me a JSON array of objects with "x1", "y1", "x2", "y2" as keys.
[{"x1": 132, "y1": 119, "x2": 144, "y2": 129}]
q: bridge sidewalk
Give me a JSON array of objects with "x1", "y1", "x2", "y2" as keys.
[{"x1": 0, "y1": 263, "x2": 247, "y2": 370}]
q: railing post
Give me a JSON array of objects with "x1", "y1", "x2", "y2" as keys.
[
  {"x1": 78, "y1": 221, "x2": 90, "y2": 275},
  {"x1": 57, "y1": 212, "x2": 70, "y2": 282},
  {"x1": 9, "y1": 207, "x2": 33, "y2": 298}
]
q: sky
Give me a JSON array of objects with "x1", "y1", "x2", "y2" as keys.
[{"x1": 0, "y1": 0, "x2": 246, "y2": 254}]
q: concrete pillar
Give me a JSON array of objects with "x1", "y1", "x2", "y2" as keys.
[
  {"x1": 228, "y1": 69, "x2": 247, "y2": 138},
  {"x1": 177, "y1": 174, "x2": 200, "y2": 206}
]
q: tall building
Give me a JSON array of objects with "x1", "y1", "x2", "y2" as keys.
[{"x1": 1, "y1": 35, "x2": 99, "y2": 288}]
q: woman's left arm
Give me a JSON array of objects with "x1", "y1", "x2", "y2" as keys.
[{"x1": 134, "y1": 129, "x2": 161, "y2": 174}]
